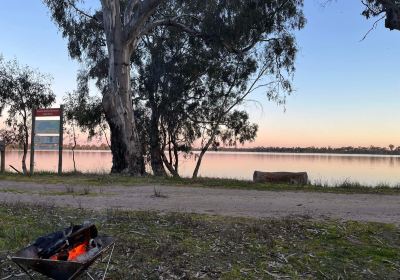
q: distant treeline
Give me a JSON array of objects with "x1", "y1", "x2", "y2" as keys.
[
  {"x1": 7, "y1": 144, "x2": 400, "y2": 155},
  {"x1": 213, "y1": 146, "x2": 400, "y2": 155},
  {"x1": 6, "y1": 143, "x2": 110, "y2": 151},
  {"x1": 64, "y1": 144, "x2": 110, "y2": 151}
]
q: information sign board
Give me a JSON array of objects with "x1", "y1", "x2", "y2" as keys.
[
  {"x1": 34, "y1": 136, "x2": 59, "y2": 151},
  {"x1": 30, "y1": 106, "x2": 64, "y2": 175},
  {"x1": 36, "y1": 108, "x2": 61, "y2": 117},
  {"x1": 35, "y1": 136, "x2": 59, "y2": 145},
  {"x1": 35, "y1": 120, "x2": 60, "y2": 134}
]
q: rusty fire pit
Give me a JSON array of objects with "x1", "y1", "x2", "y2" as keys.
[{"x1": 11, "y1": 223, "x2": 115, "y2": 280}]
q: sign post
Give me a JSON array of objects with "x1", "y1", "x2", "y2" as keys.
[
  {"x1": 58, "y1": 105, "x2": 64, "y2": 175},
  {"x1": 30, "y1": 108, "x2": 36, "y2": 175},
  {"x1": 0, "y1": 140, "x2": 5, "y2": 173},
  {"x1": 30, "y1": 107, "x2": 63, "y2": 175}
]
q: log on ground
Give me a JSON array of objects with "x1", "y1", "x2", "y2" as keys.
[{"x1": 253, "y1": 171, "x2": 308, "y2": 185}]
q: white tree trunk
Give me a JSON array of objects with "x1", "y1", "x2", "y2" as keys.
[{"x1": 101, "y1": 0, "x2": 145, "y2": 174}]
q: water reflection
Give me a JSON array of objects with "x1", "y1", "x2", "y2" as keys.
[{"x1": 4, "y1": 151, "x2": 400, "y2": 186}]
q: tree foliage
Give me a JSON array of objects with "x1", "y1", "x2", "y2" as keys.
[
  {"x1": 0, "y1": 56, "x2": 55, "y2": 174},
  {"x1": 361, "y1": 0, "x2": 400, "y2": 31},
  {"x1": 43, "y1": 0, "x2": 305, "y2": 176}
]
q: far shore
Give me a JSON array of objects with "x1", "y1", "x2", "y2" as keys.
[{"x1": 5, "y1": 147, "x2": 400, "y2": 157}]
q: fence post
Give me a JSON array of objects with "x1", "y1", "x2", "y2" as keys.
[{"x1": 58, "y1": 105, "x2": 64, "y2": 175}]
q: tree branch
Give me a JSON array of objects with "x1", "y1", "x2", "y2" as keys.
[
  {"x1": 123, "y1": 0, "x2": 165, "y2": 47},
  {"x1": 360, "y1": 14, "x2": 386, "y2": 41},
  {"x1": 66, "y1": 0, "x2": 98, "y2": 21}
]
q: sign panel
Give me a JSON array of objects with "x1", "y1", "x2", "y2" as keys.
[
  {"x1": 35, "y1": 120, "x2": 60, "y2": 134},
  {"x1": 34, "y1": 144, "x2": 59, "y2": 151},
  {"x1": 35, "y1": 136, "x2": 59, "y2": 145},
  {"x1": 36, "y1": 108, "x2": 61, "y2": 117}
]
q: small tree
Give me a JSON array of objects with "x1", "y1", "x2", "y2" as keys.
[
  {"x1": 0, "y1": 57, "x2": 55, "y2": 174},
  {"x1": 389, "y1": 144, "x2": 395, "y2": 151},
  {"x1": 64, "y1": 92, "x2": 80, "y2": 172}
]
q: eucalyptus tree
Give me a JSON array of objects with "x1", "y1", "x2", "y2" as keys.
[
  {"x1": 0, "y1": 57, "x2": 55, "y2": 174},
  {"x1": 44, "y1": 0, "x2": 305, "y2": 176},
  {"x1": 361, "y1": 0, "x2": 400, "y2": 31},
  {"x1": 137, "y1": 29, "x2": 261, "y2": 178},
  {"x1": 136, "y1": 0, "x2": 303, "y2": 178}
]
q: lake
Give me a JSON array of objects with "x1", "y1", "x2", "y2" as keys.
[{"x1": 3, "y1": 150, "x2": 400, "y2": 186}]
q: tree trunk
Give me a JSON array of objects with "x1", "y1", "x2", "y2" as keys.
[
  {"x1": 22, "y1": 143, "x2": 28, "y2": 175},
  {"x1": 192, "y1": 148, "x2": 206, "y2": 179},
  {"x1": 192, "y1": 129, "x2": 218, "y2": 179},
  {"x1": 22, "y1": 118, "x2": 29, "y2": 175},
  {"x1": 72, "y1": 121, "x2": 77, "y2": 173},
  {"x1": 101, "y1": 1, "x2": 145, "y2": 175},
  {"x1": 161, "y1": 152, "x2": 180, "y2": 177},
  {"x1": 149, "y1": 111, "x2": 166, "y2": 176},
  {"x1": 102, "y1": 46, "x2": 145, "y2": 175}
]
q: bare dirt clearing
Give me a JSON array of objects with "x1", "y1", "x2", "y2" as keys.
[{"x1": 0, "y1": 180, "x2": 399, "y2": 224}]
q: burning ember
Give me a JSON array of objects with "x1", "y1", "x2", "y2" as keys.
[
  {"x1": 66, "y1": 243, "x2": 87, "y2": 261},
  {"x1": 49, "y1": 242, "x2": 88, "y2": 261},
  {"x1": 35, "y1": 223, "x2": 102, "y2": 263}
]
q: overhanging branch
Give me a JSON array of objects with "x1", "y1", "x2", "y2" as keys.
[{"x1": 66, "y1": 0, "x2": 98, "y2": 21}]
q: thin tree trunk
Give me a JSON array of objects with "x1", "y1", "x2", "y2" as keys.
[
  {"x1": 161, "y1": 152, "x2": 180, "y2": 177},
  {"x1": 100, "y1": 125, "x2": 111, "y2": 149},
  {"x1": 22, "y1": 143, "x2": 28, "y2": 175},
  {"x1": 149, "y1": 111, "x2": 166, "y2": 176},
  {"x1": 22, "y1": 116, "x2": 29, "y2": 175},
  {"x1": 172, "y1": 137, "x2": 179, "y2": 174},
  {"x1": 159, "y1": 123, "x2": 179, "y2": 177},
  {"x1": 192, "y1": 133, "x2": 216, "y2": 179},
  {"x1": 72, "y1": 121, "x2": 77, "y2": 173}
]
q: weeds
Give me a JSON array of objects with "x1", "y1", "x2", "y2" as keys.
[
  {"x1": 65, "y1": 186, "x2": 75, "y2": 194},
  {"x1": 82, "y1": 186, "x2": 90, "y2": 195},
  {"x1": 151, "y1": 186, "x2": 168, "y2": 198}
]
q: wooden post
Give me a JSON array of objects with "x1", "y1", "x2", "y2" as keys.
[
  {"x1": 30, "y1": 108, "x2": 36, "y2": 176},
  {"x1": 58, "y1": 105, "x2": 64, "y2": 175},
  {"x1": 0, "y1": 140, "x2": 5, "y2": 173}
]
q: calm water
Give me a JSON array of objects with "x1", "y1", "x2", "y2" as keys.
[{"x1": 3, "y1": 150, "x2": 400, "y2": 186}]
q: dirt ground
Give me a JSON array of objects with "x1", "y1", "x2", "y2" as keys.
[{"x1": 0, "y1": 180, "x2": 399, "y2": 224}]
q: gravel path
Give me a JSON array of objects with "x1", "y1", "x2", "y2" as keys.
[{"x1": 0, "y1": 180, "x2": 399, "y2": 224}]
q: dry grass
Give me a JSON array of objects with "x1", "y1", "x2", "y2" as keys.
[{"x1": 0, "y1": 202, "x2": 399, "y2": 279}]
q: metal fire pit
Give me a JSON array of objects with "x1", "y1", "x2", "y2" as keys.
[{"x1": 11, "y1": 225, "x2": 115, "y2": 280}]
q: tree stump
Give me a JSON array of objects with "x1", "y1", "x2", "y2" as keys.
[{"x1": 253, "y1": 171, "x2": 308, "y2": 185}]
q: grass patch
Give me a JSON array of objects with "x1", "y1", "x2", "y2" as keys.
[
  {"x1": 1, "y1": 172, "x2": 400, "y2": 195},
  {"x1": 0, "y1": 203, "x2": 399, "y2": 279},
  {"x1": 0, "y1": 187, "x2": 106, "y2": 197}
]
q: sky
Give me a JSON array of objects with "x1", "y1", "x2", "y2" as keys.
[{"x1": 0, "y1": 0, "x2": 399, "y2": 148}]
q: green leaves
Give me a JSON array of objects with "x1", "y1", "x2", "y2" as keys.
[{"x1": 0, "y1": 57, "x2": 55, "y2": 134}]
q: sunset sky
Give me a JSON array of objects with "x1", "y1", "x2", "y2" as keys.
[{"x1": 1, "y1": 1, "x2": 400, "y2": 148}]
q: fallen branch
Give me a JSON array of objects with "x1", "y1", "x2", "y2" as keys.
[{"x1": 9, "y1": 165, "x2": 21, "y2": 174}]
